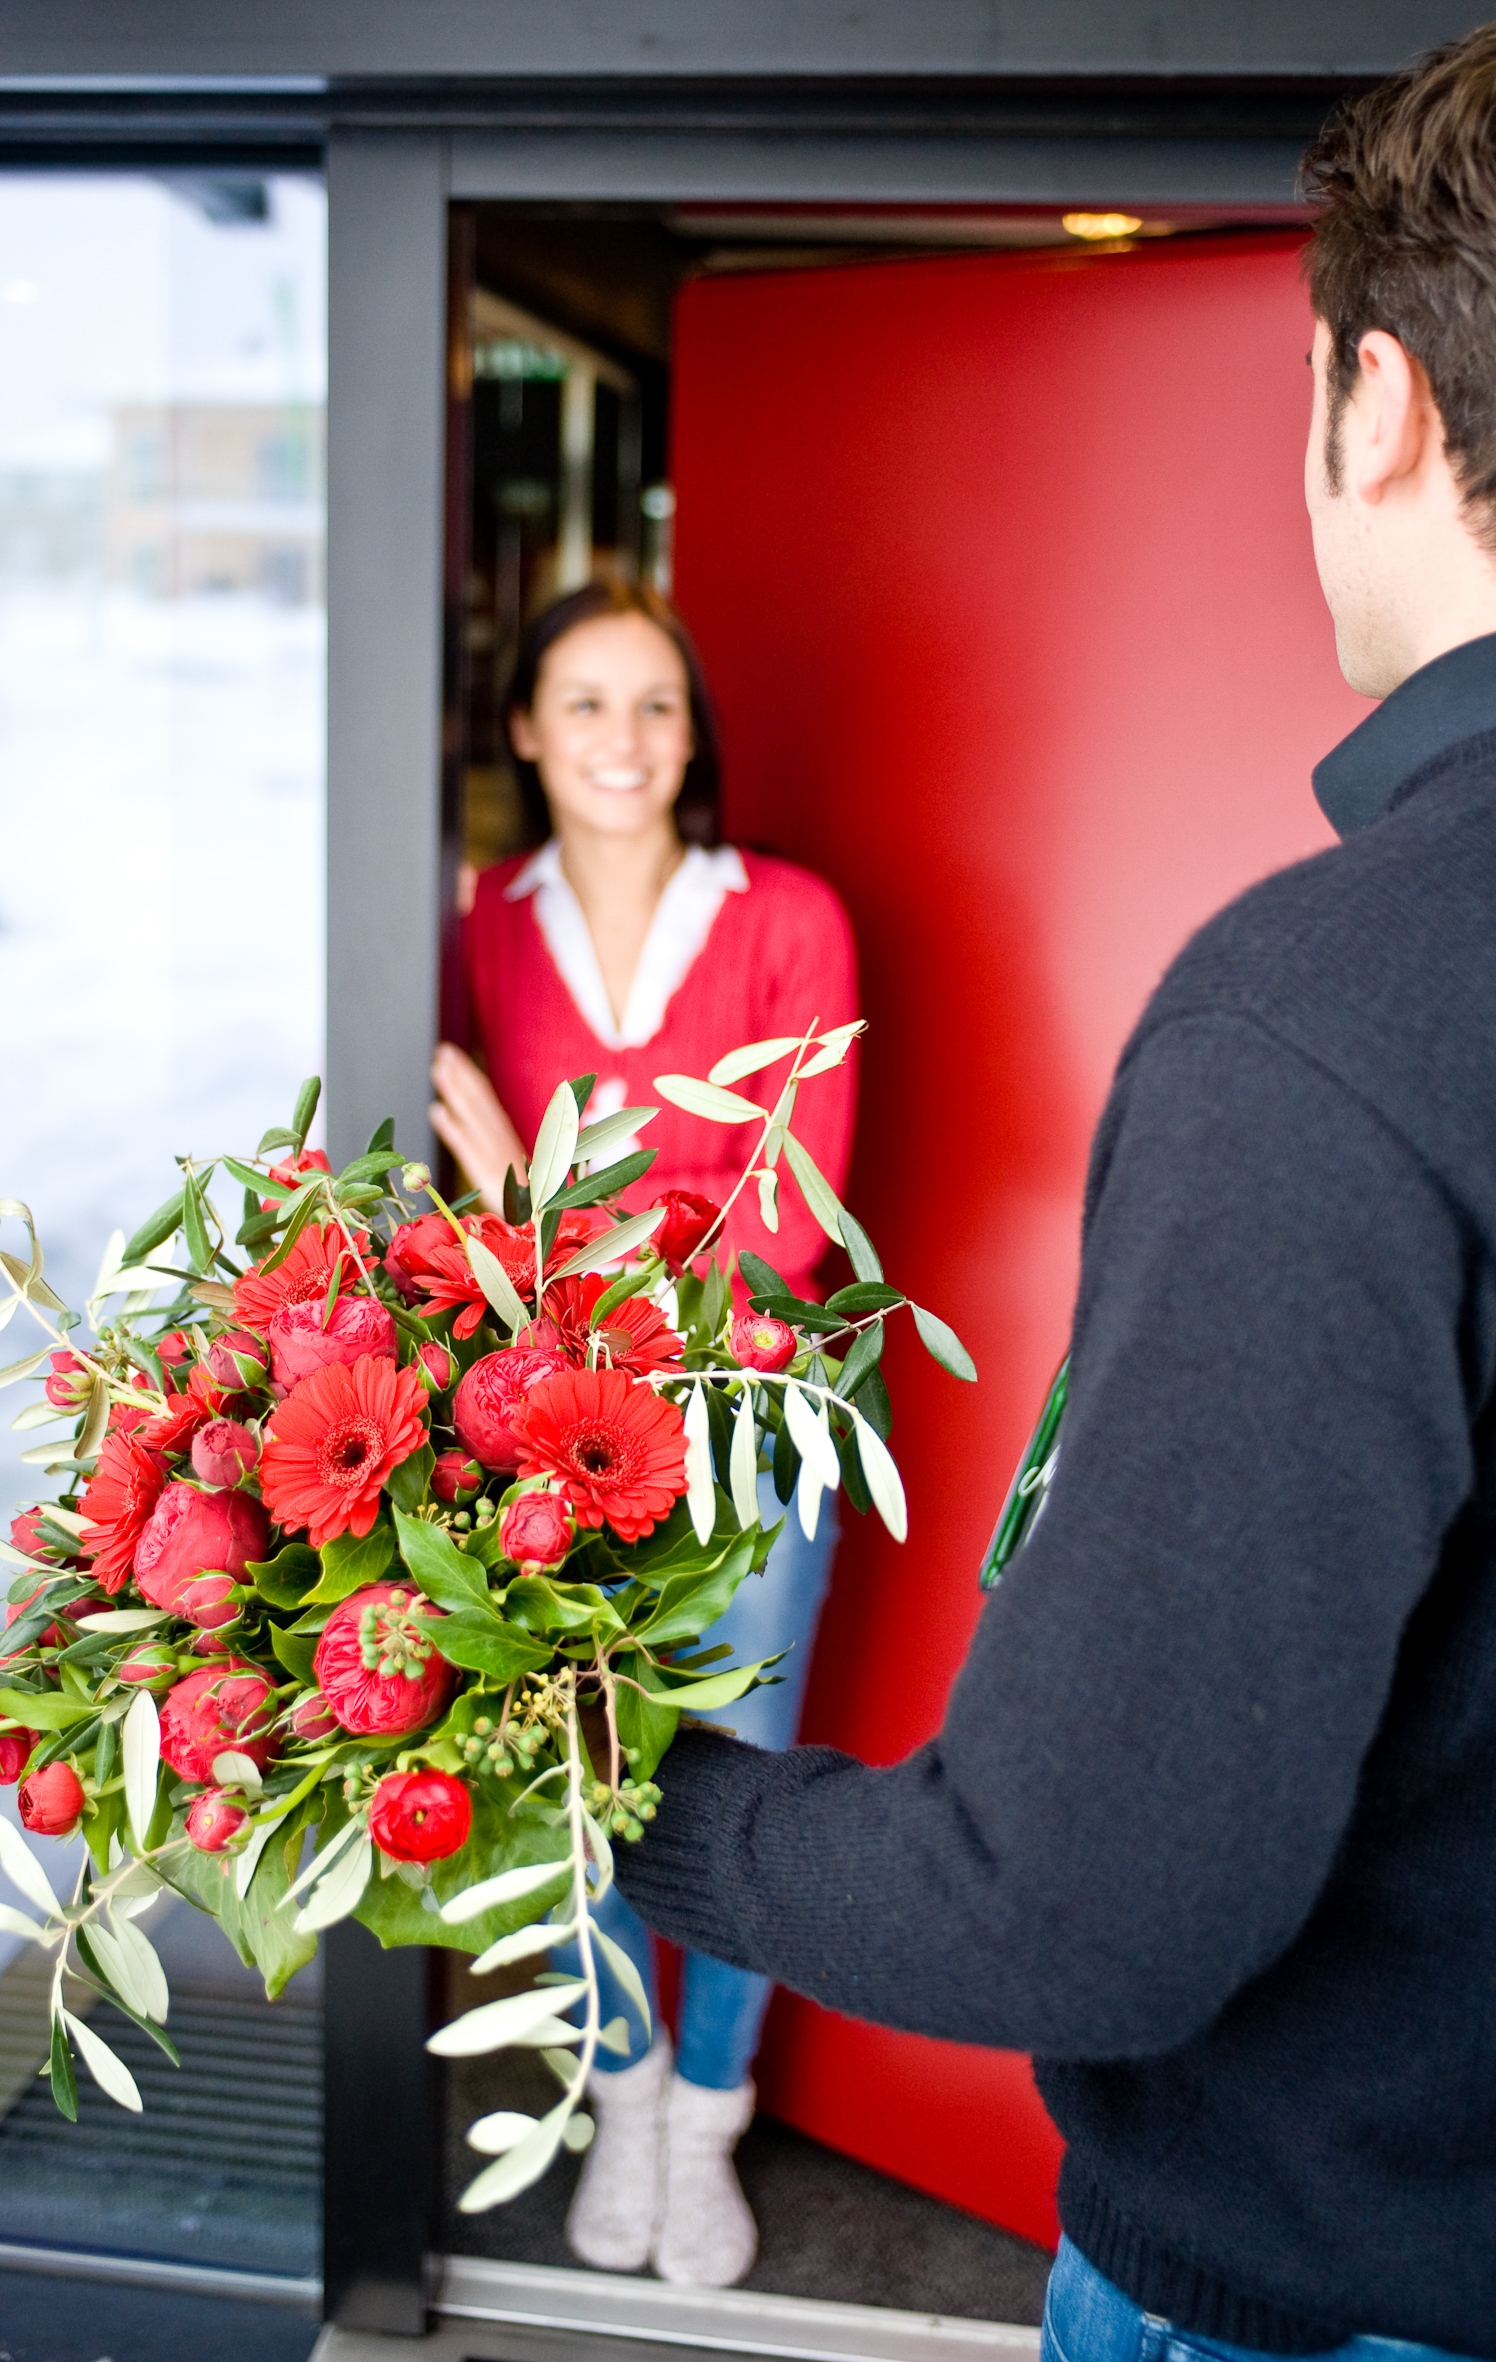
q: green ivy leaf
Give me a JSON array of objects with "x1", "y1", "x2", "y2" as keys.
[
  {"x1": 635, "y1": 1529, "x2": 756, "y2": 1646},
  {"x1": 426, "y1": 1612, "x2": 553, "y2": 1682},
  {"x1": 386, "y1": 1443, "x2": 436, "y2": 1514},
  {"x1": 301, "y1": 1522, "x2": 396, "y2": 1605},
  {"x1": 269, "y1": 1623, "x2": 319, "y2": 1684},
  {"x1": 246, "y1": 1544, "x2": 322, "y2": 1609},
  {"x1": 393, "y1": 1506, "x2": 490, "y2": 1613}
]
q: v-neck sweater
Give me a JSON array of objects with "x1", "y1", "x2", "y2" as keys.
[
  {"x1": 460, "y1": 847, "x2": 858, "y2": 1300},
  {"x1": 618, "y1": 637, "x2": 1496, "y2": 2355}
]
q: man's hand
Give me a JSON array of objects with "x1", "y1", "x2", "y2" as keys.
[{"x1": 429, "y1": 1042, "x2": 528, "y2": 1213}]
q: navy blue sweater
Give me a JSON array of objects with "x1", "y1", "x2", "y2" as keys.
[{"x1": 618, "y1": 634, "x2": 1496, "y2": 2355}]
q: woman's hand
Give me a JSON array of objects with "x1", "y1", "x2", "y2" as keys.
[{"x1": 430, "y1": 1043, "x2": 529, "y2": 1214}]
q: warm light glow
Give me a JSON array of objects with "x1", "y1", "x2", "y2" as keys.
[{"x1": 1062, "y1": 213, "x2": 1144, "y2": 242}]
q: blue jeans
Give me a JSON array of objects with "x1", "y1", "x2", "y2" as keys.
[
  {"x1": 571, "y1": 1469, "x2": 837, "y2": 2090},
  {"x1": 1041, "y1": 2237, "x2": 1487, "y2": 2362}
]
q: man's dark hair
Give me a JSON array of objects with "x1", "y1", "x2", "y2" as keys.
[
  {"x1": 504, "y1": 578, "x2": 722, "y2": 849},
  {"x1": 1302, "y1": 20, "x2": 1496, "y2": 528}
]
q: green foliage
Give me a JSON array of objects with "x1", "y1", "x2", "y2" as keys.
[
  {"x1": 120, "y1": 1191, "x2": 185, "y2": 1271},
  {"x1": 393, "y1": 1508, "x2": 490, "y2": 1612},
  {"x1": 246, "y1": 1544, "x2": 321, "y2": 1609},
  {"x1": 388, "y1": 1443, "x2": 436, "y2": 1513},
  {"x1": 545, "y1": 1150, "x2": 657, "y2": 1213},
  {"x1": 428, "y1": 1612, "x2": 553, "y2": 1682},
  {"x1": 838, "y1": 1209, "x2": 883, "y2": 1283},
  {"x1": 169, "y1": 1818, "x2": 319, "y2": 1999},
  {"x1": 302, "y1": 1523, "x2": 395, "y2": 1605},
  {"x1": 269, "y1": 1623, "x2": 319, "y2": 1684},
  {"x1": 290, "y1": 1077, "x2": 321, "y2": 1153},
  {"x1": 911, "y1": 1303, "x2": 978, "y2": 1382},
  {"x1": 355, "y1": 1789, "x2": 568, "y2": 1956}
]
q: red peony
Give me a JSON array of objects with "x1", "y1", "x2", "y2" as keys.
[
  {"x1": 266, "y1": 1147, "x2": 332, "y2": 1198},
  {"x1": 730, "y1": 1312, "x2": 799, "y2": 1373},
  {"x1": 44, "y1": 1349, "x2": 91, "y2": 1410},
  {"x1": 431, "y1": 1449, "x2": 483, "y2": 1504},
  {"x1": 267, "y1": 1291, "x2": 397, "y2": 1390},
  {"x1": 190, "y1": 1417, "x2": 260, "y2": 1489},
  {"x1": 185, "y1": 1788, "x2": 250, "y2": 1852},
  {"x1": 159, "y1": 1660, "x2": 279, "y2": 1781},
  {"x1": 516, "y1": 1367, "x2": 688, "y2": 1543},
  {"x1": 19, "y1": 1762, "x2": 85, "y2": 1836},
  {"x1": 79, "y1": 1428, "x2": 171, "y2": 1594},
  {"x1": 206, "y1": 1329, "x2": 269, "y2": 1390},
  {"x1": 453, "y1": 1348, "x2": 570, "y2": 1473},
  {"x1": 651, "y1": 1190, "x2": 720, "y2": 1277},
  {"x1": 369, "y1": 1768, "x2": 472, "y2": 1863},
  {"x1": 259, "y1": 1354, "x2": 428, "y2": 1549},
  {"x1": 312, "y1": 1582, "x2": 456, "y2": 1737},
  {"x1": 133, "y1": 1481, "x2": 270, "y2": 1615},
  {"x1": 536, "y1": 1274, "x2": 685, "y2": 1377},
  {"x1": 500, "y1": 1489, "x2": 574, "y2": 1570},
  {"x1": 233, "y1": 1222, "x2": 366, "y2": 1331},
  {"x1": 290, "y1": 1691, "x2": 339, "y2": 1740},
  {"x1": 117, "y1": 1643, "x2": 177, "y2": 1691},
  {"x1": 0, "y1": 1729, "x2": 38, "y2": 1784}
]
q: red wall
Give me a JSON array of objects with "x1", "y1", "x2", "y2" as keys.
[{"x1": 670, "y1": 232, "x2": 1371, "y2": 2251}]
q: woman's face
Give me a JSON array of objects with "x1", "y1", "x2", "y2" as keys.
[{"x1": 511, "y1": 612, "x2": 694, "y2": 842}]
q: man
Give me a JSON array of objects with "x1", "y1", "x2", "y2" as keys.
[{"x1": 619, "y1": 26, "x2": 1496, "y2": 2362}]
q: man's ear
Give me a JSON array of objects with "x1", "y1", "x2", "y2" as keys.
[{"x1": 1350, "y1": 330, "x2": 1436, "y2": 503}]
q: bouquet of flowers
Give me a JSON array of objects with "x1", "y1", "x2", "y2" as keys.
[{"x1": 0, "y1": 1022, "x2": 974, "y2": 2205}]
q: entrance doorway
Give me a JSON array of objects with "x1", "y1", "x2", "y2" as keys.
[{"x1": 435, "y1": 197, "x2": 1369, "y2": 2313}]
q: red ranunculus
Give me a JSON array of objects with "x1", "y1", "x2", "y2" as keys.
[
  {"x1": 206, "y1": 1329, "x2": 269, "y2": 1389},
  {"x1": 44, "y1": 1349, "x2": 92, "y2": 1410},
  {"x1": 369, "y1": 1768, "x2": 472, "y2": 1862},
  {"x1": 185, "y1": 1788, "x2": 250, "y2": 1852},
  {"x1": 117, "y1": 1643, "x2": 177, "y2": 1691},
  {"x1": 233, "y1": 1222, "x2": 367, "y2": 1331},
  {"x1": 179, "y1": 1574, "x2": 244, "y2": 1631},
  {"x1": 453, "y1": 1347, "x2": 571, "y2": 1473},
  {"x1": 651, "y1": 1190, "x2": 720, "y2": 1277},
  {"x1": 312, "y1": 1583, "x2": 456, "y2": 1737},
  {"x1": 265, "y1": 1147, "x2": 333, "y2": 1199},
  {"x1": 290, "y1": 1691, "x2": 339, "y2": 1740},
  {"x1": 729, "y1": 1312, "x2": 799, "y2": 1373},
  {"x1": 159, "y1": 1661, "x2": 279, "y2": 1781},
  {"x1": 133, "y1": 1481, "x2": 270, "y2": 1615},
  {"x1": 267, "y1": 1291, "x2": 397, "y2": 1390},
  {"x1": 431, "y1": 1449, "x2": 483, "y2": 1504},
  {"x1": 415, "y1": 1341, "x2": 455, "y2": 1394},
  {"x1": 500, "y1": 1489, "x2": 574, "y2": 1570},
  {"x1": 516, "y1": 1366, "x2": 688, "y2": 1543},
  {"x1": 79, "y1": 1428, "x2": 171, "y2": 1594},
  {"x1": 190, "y1": 1417, "x2": 260, "y2": 1489},
  {"x1": 19, "y1": 1761, "x2": 85, "y2": 1835},
  {"x1": 259, "y1": 1355, "x2": 428, "y2": 1548},
  {"x1": 0, "y1": 1729, "x2": 38, "y2": 1784},
  {"x1": 536, "y1": 1274, "x2": 686, "y2": 1377}
]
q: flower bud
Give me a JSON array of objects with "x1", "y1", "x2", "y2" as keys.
[
  {"x1": 19, "y1": 1761, "x2": 85, "y2": 1836},
  {"x1": 0, "y1": 1728, "x2": 38, "y2": 1784},
  {"x1": 43, "y1": 1350, "x2": 92, "y2": 1411},
  {"x1": 369, "y1": 1768, "x2": 472, "y2": 1863},
  {"x1": 117, "y1": 1643, "x2": 178, "y2": 1692},
  {"x1": 179, "y1": 1574, "x2": 246, "y2": 1631},
  {"x1": 650, "y1": 1190, "x2": 720, "y2": 1278},
  {"x1": 415, "y1": 1342, "x2": 455, "y2": 1396},
  {"x1": 431, "y1": 1449, "x2": 483, "y2": 1505},
  {"x1": 401, "y1": 1162, "x2": 431, "y2": 1194},
  {"x1": 207, "y1": 1329, "x2": 269, "y2": 1389},
  {"x1": 730, "y1": 1312, "x2": 799, "y2": 1374},
  {"x1": 190, "y1": 1418, "x2": 260, "y2": 1489},
  {"x1": 500, "y1": 1489, "x2": 575, "y2": 1572},
  {"x1": 290, "y1": 1690, "x2": 339, "y2": 1741},
  {"x1": 185, "y1": 1787, "x2": 250, "y2": 1853}
]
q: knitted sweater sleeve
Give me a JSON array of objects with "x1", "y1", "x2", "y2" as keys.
[{"x1": 617, "y1": 1012, "x2": 1478, "y2": 2057}]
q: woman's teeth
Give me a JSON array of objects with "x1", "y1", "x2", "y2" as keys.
[{"x1": 592, "y1": 769, "x2": 648, "y2": 793}]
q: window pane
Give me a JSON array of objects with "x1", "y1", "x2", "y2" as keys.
[{"x1": 0, "y1": 170, "x2": 326, "y2": 2281}]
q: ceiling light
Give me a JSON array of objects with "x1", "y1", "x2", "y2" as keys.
[{"x1": 1062, "y1": 213, "x2": 1143, "y2": 242}]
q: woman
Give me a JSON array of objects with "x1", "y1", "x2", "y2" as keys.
[{"x1": 432, "y1": 580, "x2": 858, "y2": 2288}]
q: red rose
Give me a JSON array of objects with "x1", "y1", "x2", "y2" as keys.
[
  {"x1": 185, "y1": 1788, "x2": 250, "y2": 1852},
  {"x1": 79, "y1": 1429, "x2": 170, "y2": 1594},
  {"x1": 267, "y1": 1292, "x2": 397, "y2": 1390},
  {"x1": 290, "y1": 1691, "x2": 339, "y2": 1740},
  {"x1": 44, "y1": 1349, "x2": 91, "y2": 1410},
  {"x1": 500, "y1": 1489, "x2": 575, "y2": 1571},
  {"x1": 312, "y1": 1583, "x2": 456, "y2": 1738},
  {"x1": 206, "y1": 1329, "x2": 269, "y2": 1389},
  {"x1": 133, "y1": 1482, "x2": 270, "y2": 1616},
  {"x1": 431, "y1": 1450, "x2": 483, "y2": 1505},
  {"x1": 651, "y1": 1190, "x2": 720, "y2": 1277},
  {"x1": 0, "y1": 1729, "x2": 38, "y2": 1784},
  {"x1": 415, "y1": 1342, "x2": 455, "y2": 1395},
  {"x1": 369, "y1": 1768, "x2": 472, "y2": 1863},
  {"x1": 265, "y1": 1147, "x2": 332, "y2": 1199},
  {"x1": 730, "y1": 1312, "x2": 799, "y2": 1373},
  {"x1": 159, "y1": 1661, "x2": 279, "y2": 1781},
  {"x1": 453, "y1": 1348, "x2": 570, "y2": 1473},
  {"x1": 178, "y1": 1574, "x2": 244, "y2": 1631},
  {"x1": 190, "y1": 1418, "x2": 260, "y2": 1489},
  {"x1": 18, "y1": 1762, "x2": 85, "y2": 1836},
  {"x1": 117, "y1": 1643, "x2": 177, "y2": 1691}
]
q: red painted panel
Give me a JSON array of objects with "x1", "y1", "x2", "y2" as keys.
[{"x1": 670, "y1": 233, "x2": 1372, "y2": 2249}]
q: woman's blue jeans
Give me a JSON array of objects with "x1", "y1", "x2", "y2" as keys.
[
  {"x1": 563, "y1": 1470, "x2": 837, "y2": 2091},
  {"x1": 1041, "y1": 2237, "x2": 1487, "y2": 2362}
]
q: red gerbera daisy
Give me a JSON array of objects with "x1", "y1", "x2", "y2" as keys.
[
  {"x1": 536, "y1": 1275, "x2": 685, "y2": 1377},
  {"x1": 400, "y1": 1211, "x2": 612, "y2": 1341},
  {"x1": 79, "y1": 1429, "x2": 171, "y2": 1594},
  {"x1": 514, "y1": 1366, "x2": 688, "y2": 1543},
  {"x1": 141, "y1": 1361, "x2": 233, "y2": 1457},
  {"x1": 233, "y1": 1222, "x2": 367, "y2": 1331},
  {"x1": 259, "y1": 1353, "x2": 428, "y2": 1549}
]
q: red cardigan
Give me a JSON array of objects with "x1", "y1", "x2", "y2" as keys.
[{"x1": 462, "y1": 848, "x2": 859, "y2": 1299}]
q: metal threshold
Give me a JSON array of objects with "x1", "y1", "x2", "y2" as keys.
[
  {"x1": 0, "y1": 2237, "x2": 321, "y2": 2312},
  {"x1": 433, "y1": 2256, "x2": 1040, "y2": 2362}
]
